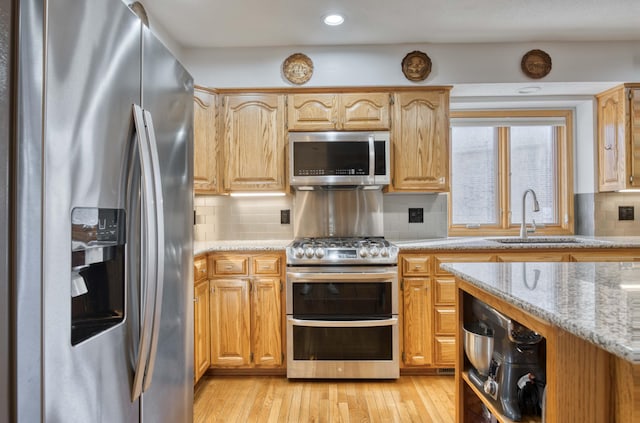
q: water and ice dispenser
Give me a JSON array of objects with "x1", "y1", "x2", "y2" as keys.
[{"x1": 70, "y1": 208, "x2": 126, "y2": 345}]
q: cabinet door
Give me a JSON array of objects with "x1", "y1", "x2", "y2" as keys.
[
  {"x1": 287, "y1": 93, "x2": 337, "y2": 131},
  {"x1": 340, "y1": 93, "x2": 390, "y2": 130},
  {"x1": 391, "y1": 91, "x2": 449, "y2": 192},
  {"x1": 251, "y1": 277, "x2": 283, "y2": 367},
  {"x1": 194, "y1": 280, "x2": 210, "y2": 383},
  {"x1": 193, "y1": 88, "x2": 219, "y2": 194},
  {"x1": 210, "y1": 279, "x2": 251, "y2": 367},
  {"x1": 630, "y1": 88, "x2": 640, "y2": 188},
  {"x1": 223, "y1": 94, "x2": 286, "y2": 191},
  {"x1": 598, "y1": 87, "x2": 626, "y2": 191},
  {"x1": 402, "y1": 278, "x2": 432, "y2": 366}
]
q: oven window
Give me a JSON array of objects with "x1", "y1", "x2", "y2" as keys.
[
  {"x1": 292, "y1": 282, "x2": 392, "y2": 319},
  {"x1": 293, "y1": 325, "x2": 393, "y2": 360}
]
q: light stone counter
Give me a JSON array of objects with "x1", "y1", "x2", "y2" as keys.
[
  {"x1": 193, "y1": 236, "x2": 640, "y2": 256},
  {"x1": 392, "y1": 236, "x2": 640, "y2": 250},
  {"x1": 194, "y1": 240, "x2": 292, "y2": 256},
  {"x1": 443, "y1": 261, "x2": 640, "y2": 363}
]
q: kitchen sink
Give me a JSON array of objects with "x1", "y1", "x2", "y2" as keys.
[{"x1": 489, "y1": 237, "x2": 582, "y2": 244}]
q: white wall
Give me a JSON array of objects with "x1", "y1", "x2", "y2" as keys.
[
  {"x1": 145, "y1": 10, "x2": 186, "y2": 65},
  {"x1": 182, "y1": 41, "x2": 640, "y2": 89}
]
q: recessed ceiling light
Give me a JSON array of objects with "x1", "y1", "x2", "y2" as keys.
[
  {"x1": 323, "y1": 14, "x2": 344, "y2": 26},
  {"x1": 518, "y1": 86, "x2": 541, "y2": 94}
]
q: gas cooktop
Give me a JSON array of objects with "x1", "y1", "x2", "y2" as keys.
[{"x1": 286, "y1": 237, "x2": 399, "y2": 266}]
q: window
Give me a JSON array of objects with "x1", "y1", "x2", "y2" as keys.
[{"x1": 449, "y1": 110, "x2": 573, "y2": 236}]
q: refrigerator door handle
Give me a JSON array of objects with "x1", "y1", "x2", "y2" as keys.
[
  {"x1": 131, "y1": 104, "x2": 159, "y2": 402},
  {"x1": 141, "y1": 110, "x2": 165, "y2": 392}
]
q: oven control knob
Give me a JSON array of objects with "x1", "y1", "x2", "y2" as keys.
[
  {"x1": 314, "y1": 248, "x2": 325, "y2": 258},
  {"x1": 380, "y1": 247, "x2": 389, "y2": 257},
  {"x1": 295, "y1": 247, "x2": 305, "y2": 258},
  {"x1": 369, "y1": 246, "x2": 380, "y2": 257},
  {"x1": 359, "y1": 247, "x2": 369, "y2": 258},
  {"x1": 304, "y1": 247, "x2": 315, "y2": 258}
]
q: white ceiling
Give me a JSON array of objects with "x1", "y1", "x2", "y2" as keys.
[{"x1": 142, "y1": 0, "x2": 640, "y2": 49}]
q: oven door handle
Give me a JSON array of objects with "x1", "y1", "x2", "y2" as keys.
[
  {"x1": 287, "y1": 271, "x2": 397, "y2": 282},
  {"x1": 288, "y1": 317, "x2": 398, "y2": 328}
]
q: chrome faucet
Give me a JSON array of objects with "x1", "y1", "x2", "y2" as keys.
[{"x1": 520, "y1": 189, "x2": 540, "y2": 239}]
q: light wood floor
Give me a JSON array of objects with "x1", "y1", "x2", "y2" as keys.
[{"x1": 193, "y1": 375, "x2": 455, "y2": 423}]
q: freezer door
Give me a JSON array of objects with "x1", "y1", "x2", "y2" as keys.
[
  {"x1": 42, "y1": 0, "x2": 142, "y2": 421},
  {"x1": 140, "y1": 26, "x2": 194, "y2": 423}
]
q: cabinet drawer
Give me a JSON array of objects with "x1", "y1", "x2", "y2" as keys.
[
  {"x1": 401, "y1": 256, "x2": 430, "y2": 276},
  {"x1": 211, "y1": 257, "x2": 248, "y2": 275},
  {"x1": 253, "y1": 256, "x2": 281, "y2": 275},
  {"x1": 434, "y1": 278, "x2": 455, "y2": 304},
  {"x1": 434, "y1": 307, "x2": 456, "y2": 335},
  {"x1": 194, "y1": 256, "x2": 208, "y2": 283},
  {"x1": 434, "y1": 336, "x2": 455, "y2": 366}
]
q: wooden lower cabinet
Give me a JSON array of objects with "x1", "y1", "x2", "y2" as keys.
[
  {"x1": 400, "y1": 248, "x2": 640, "y2": 373},
  {"x1": 210, "y1": 279, "x2": 251, "y2": 367},
  {"x1": 208, "y1": 252, "x2": 284, "y2": 371},
  {"x1": 194, "y1": 279, "x2": 211, "y2": 384},
  {"x1": 402, "y1": 278, "x2": 433, "y2": 366},
  {"x1": 250, "y1": 277, "x2": 282, "y2": 366}
]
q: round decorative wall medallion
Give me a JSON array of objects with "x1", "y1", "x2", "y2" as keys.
[
  {"x1": 282, "y1": 53, "x2": 314, "y2": 85},
  {"x1": 401, "y1": 50, "x2": 432, "y2": 82},
  {"x1": 521, "y1": 49, "x2": 552, "y2": 79}
]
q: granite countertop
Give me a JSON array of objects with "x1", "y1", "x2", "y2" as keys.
[
  {"x1": 443, "y1": 261, "x2": 640, "y2": 363},
  {"x1": 391, "y1": 236, "x2": 640, "y2": 250},
  {"x1": 194, "y1": 240, "x2": 292, "y2": 256},
  {"x1": 194, "y1": 236, "x2": 640, "y2": 256}
]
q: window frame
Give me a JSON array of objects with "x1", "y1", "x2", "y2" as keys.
[{"x1": 448, "y1": 109, "x2": 574, "y2": 236}]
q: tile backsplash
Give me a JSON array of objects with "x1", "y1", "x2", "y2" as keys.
[
  {"x1": 593, "y1": 192, "x2": 640, "y2": 236},
  {"x1": 383, "y1": 193, "x2": 448, "y2": 240},
  {"x1": 194, "y1": 192, "x2": 448, "y2": 241},
  {"x1": 194, "y1": 195, "x2": 295, "y2": 241}
]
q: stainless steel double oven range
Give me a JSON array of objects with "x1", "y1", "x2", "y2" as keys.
[{"x1": 286, "y1": 131, "x2": 400, "y2": 379}]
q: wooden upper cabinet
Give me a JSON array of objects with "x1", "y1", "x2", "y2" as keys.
[
  {"x1": 340, "y1": 93, "x2": 390, "y2": 130},
  {"x1": 287, "y1": 94, "x2": 336, "y2": 130},
  {"x1": 287, "y1": 92, "x2": 390, "y2": 131},
  {"x1": 193, "y1": 87, "x2": 219, "y2": 194},
  {"x1": 390, "y1": 90, "x2": 450, "y2": 192},
  {"x1": 597, "y1": 84, "x2": 640, "y2": 192},
  {"x1": 222, "y1": 94, "x2": 286, "y2": 191}
]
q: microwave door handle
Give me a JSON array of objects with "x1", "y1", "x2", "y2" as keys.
[
  {"x1": 130, "y1": 104, "x2": 158, "y2": 402},
  {"x1": 288, "y1": 317, "x2": 398, "y2": 328},
  {"x1": 368, "y1": 135, "x2": 375, "y2": 184},
  {"x1": 141, "y1": 110, "x2": 165, "y2": 393}
]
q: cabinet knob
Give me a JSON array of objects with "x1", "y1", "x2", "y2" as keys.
[{"x1": 604, "y1": 144, "x2": 613, "y2": 150}]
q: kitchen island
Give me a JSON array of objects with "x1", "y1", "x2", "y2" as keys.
[{"x1": 443, "y1": 261, "x2": 640, "y2": 423}]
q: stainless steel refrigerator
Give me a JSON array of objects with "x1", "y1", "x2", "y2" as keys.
[{"x1": 1, "y1": 0, "x2": 194, "y2": 421}]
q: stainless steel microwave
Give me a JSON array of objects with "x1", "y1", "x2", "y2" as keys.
[{"x1": 289, "y1": 131, "x2": 390, "y2": 187}]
